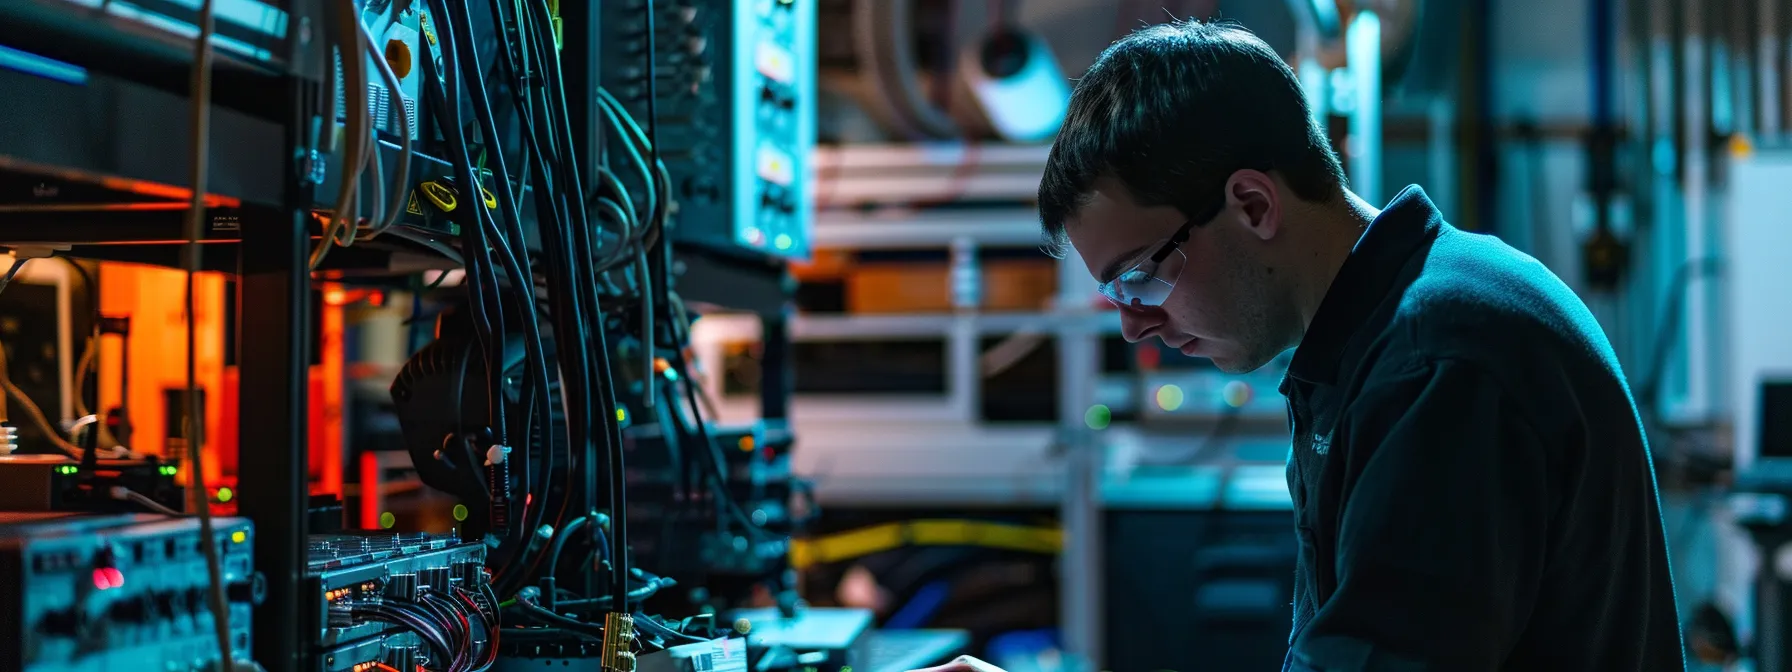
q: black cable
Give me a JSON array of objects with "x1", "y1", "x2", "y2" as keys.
[
  {"x1": 423, "y1": 591, "x2": 476, "y2": 671},
  {"x1": 546, "y1": 515, "x2": 590, "y2": 581},
  {"x1": 643, "y1": 0, "x2": 659, "y2": 163},
  {"x1": 524, "y1": 0, "x2": 630, "y2": 613},
  {"x1": 634, "y1": 612, "x2": 706, "y2": 645},
  {"x1": 421, "y1": 14, "x2": 528, "y2": 576},
  {"x1": 477, "y1": 0, "x2": 591, "y2": 595},
  {"x1": 423, "y1": 16, "x2": 506, "y2": 441},
  {"x1": 589, "y1": 164, "x2": 640, "y2": 235},
  {"x1": 414, "y1": 601, "x2": 465, "y2": 672},
  {"x1": 592, "y1": 91, "x2": 670, "y2": 257},
  {"x1": 638, "y1": 250, "x2": 655, "y2": 407},
  {"x1": 510, "y1": 590, "x2": 606, "y2": 639},
  {"x1": 442, "y1": 0, "x2": 559, "y2": 595},
  {"x1": 639, "y1": 0, "x2": 675, "y2": 425},
  {"x1": 484, "y1": 0, "x2": 584, "y2": 460},
  {"x1": 432, "y1": 0, "x2": 510, "y2": 444},
  {"x1": 480, "y1": 581, "x2": 505, "y2": 635},
  {"x1": 347, "y1": 605, "x2": 455, "y2": 666},
  {"x1": 590, "y1": 96, "x2": 653, "y2": 231},
  {"x1": 544, "y1": 519, "x2": 616, "y2": 587},
  {"x1": 454, "y1": 587, "x2": 502, "y2": 671},
  {"x1": 666, "y1": 348, "x2": 769, "y2": 539},
  {"x1": 551, "y1": 575, "x2": 674, "y2": 612},
  {"x1": 0, "y1": 257, "x2": 27, "y2": 298}
]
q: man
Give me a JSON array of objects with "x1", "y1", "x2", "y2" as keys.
[{"x1": 917, "y1": 19, "x2": 1684, "y2": 672}]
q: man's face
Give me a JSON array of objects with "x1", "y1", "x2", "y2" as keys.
[{"x1": 1065, "y1": 176, "x2": 1287, "y2": 374}]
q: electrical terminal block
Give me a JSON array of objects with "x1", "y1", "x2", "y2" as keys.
[{"x1": 601, "y1": 612, "x2": 639, "y2": 672}]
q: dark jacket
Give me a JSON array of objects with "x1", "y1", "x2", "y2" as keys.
[{"x1": 1280, "y1": 186, "x2": 1685, "y2": 671}]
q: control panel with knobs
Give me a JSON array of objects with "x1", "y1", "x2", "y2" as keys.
[{"x1": 600, "y1": 0, "x2": 816, "y2": 261}]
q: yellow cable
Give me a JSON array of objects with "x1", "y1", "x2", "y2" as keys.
[{"x1": 789, "y1": 520, "x2": 1063, "y2": 569}]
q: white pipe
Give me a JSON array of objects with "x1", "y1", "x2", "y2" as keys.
[
  {"x1": 1427, "y1": 96, "x2": 1455, "y2": 220},
  {"x1": 1347, "y1": 11, "x2": 1382, "y2": 204},
  {"x1": 1678, "y1": 0, "x2": 1716, "y2": 426}
]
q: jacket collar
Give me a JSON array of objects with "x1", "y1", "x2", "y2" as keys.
[{"x1": 1284, "y1": 185, "x2": 1444, "y2": 387}]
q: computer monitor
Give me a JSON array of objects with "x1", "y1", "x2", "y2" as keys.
[{"x1": 1762, "y1": 380, "x2": 1792, "y2": 460}]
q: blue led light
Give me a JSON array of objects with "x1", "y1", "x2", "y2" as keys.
[{"x1": 0, "y1": 45, "x2": 87, "y2": 85}]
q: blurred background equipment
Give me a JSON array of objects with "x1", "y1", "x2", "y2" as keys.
[
  {"x1": 0, "y1": 0, "x2": 1790, "y2": 669},
  {"x1": 599, "y1": 0, "x2": 817, "y2": 263},
  {"x1": 816, "y1": 0, "x2": 1071, "y2": 144},
  {"x1": 0, "y1": 512, "x2": 259, "y2": 672}
]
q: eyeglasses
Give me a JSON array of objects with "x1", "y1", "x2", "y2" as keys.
[{"x1": 1096, "y1": 214, "x2": 1204, "y2": 308}]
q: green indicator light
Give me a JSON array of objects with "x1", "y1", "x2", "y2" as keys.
[{"x1": 1084, "y1": 404, "x2": 1112, "y2": 430}]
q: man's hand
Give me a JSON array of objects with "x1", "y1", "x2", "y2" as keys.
[{"x1": 907, "y1": 655, "x2": 1007, "y2": 672}]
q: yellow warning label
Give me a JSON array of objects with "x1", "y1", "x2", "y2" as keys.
[{"x1": 406, "y1": 191, "x2": 424, "y2": 216}]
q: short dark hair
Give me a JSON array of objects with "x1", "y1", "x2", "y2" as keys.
[{"x1": 1038, "y1": 20, "x2": 1346, "y2": 257}]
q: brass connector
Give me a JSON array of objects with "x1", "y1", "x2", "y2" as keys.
[{"x1": 601, "y1": 612, "x2": 639, "y2": 672}]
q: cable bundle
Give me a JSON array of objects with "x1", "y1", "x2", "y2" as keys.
[
  {"x1": 313, "y1": 0, "x2": 417, "y2": 269},
  {"x1": 406, "y1": 0, "x2": 662, "y2": 614},
  {"x1": 397, "y1": 0, "x2": 785, "y2": 655},
  {"x1": 333, "y1": 584, "x2": 501, "y2": 672}
]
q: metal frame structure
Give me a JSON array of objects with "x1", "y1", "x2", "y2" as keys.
[
  {"x1": 0, "y1": 2, "x2": 325, "y2": 667},
  {"x1": 0, "y1": 5, "x2": 803, "y2": 669},
  {"x1": 234, "y1": 156, "x2": 314, "y2": 669}
]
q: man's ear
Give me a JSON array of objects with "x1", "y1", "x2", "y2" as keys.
[{"x1": 1224, "y1": 169, "x2": 1281, "y2": 242}]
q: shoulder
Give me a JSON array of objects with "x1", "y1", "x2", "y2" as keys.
[
  {"x1": 1388, "y1": 227, "x2": 1615, "y2": 370},
  {"x1": 1357, "y1": 227, "x2": 1626, "y2": 422}
]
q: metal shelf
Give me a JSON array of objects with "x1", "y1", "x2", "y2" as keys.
[
  {"x1": 693, "y1": 310, "x2": 1120, "y2": 341},
  {"x1": 0, "y1": 0, "x2": 302, "y2": 122},
  {"x1": 0, "y1": 54, "x2": 467, "y2": 276},
  {"x1": 813, "y1": 207, "x2": 1043, "y2": 249},
  {"x1": 707, "y1": 138, "x2": 1106, "y2": 512},
  {"x1": 813, "y1": 142, "x2": 1049, "y2": 208},
  {"x1": 770, "y1": 418, "x2": 1294, "y2": 508},
  {"x1": 0, "y1": 65, "x2": 290, "y2": 210},
  {"x1": 816, "y1": 142, "x2": 1052, "y2": 168},
  {"x1": 792, "y1": 420, "x2": 1065, "y2": 507},
  {"x1": 0, "y1": 16, "x2": 320, "y2": 665}
]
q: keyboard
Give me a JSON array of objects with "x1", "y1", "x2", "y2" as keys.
[{"x1": 860, "y1": 629, "x2": 971, "y2": 672}]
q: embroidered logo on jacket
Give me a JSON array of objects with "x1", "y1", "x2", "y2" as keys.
[{"x1": 1311, "y1": 432, "x2": 1331, "y2": 455}]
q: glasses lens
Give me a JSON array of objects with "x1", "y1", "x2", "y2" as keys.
[{"x1": 1101, "y1": 249, "x2": 1185, "y2": 307}]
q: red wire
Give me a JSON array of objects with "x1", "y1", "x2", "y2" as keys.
[{"x1": 455, "y1": 586, "x2": 502, "y2": 669}]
